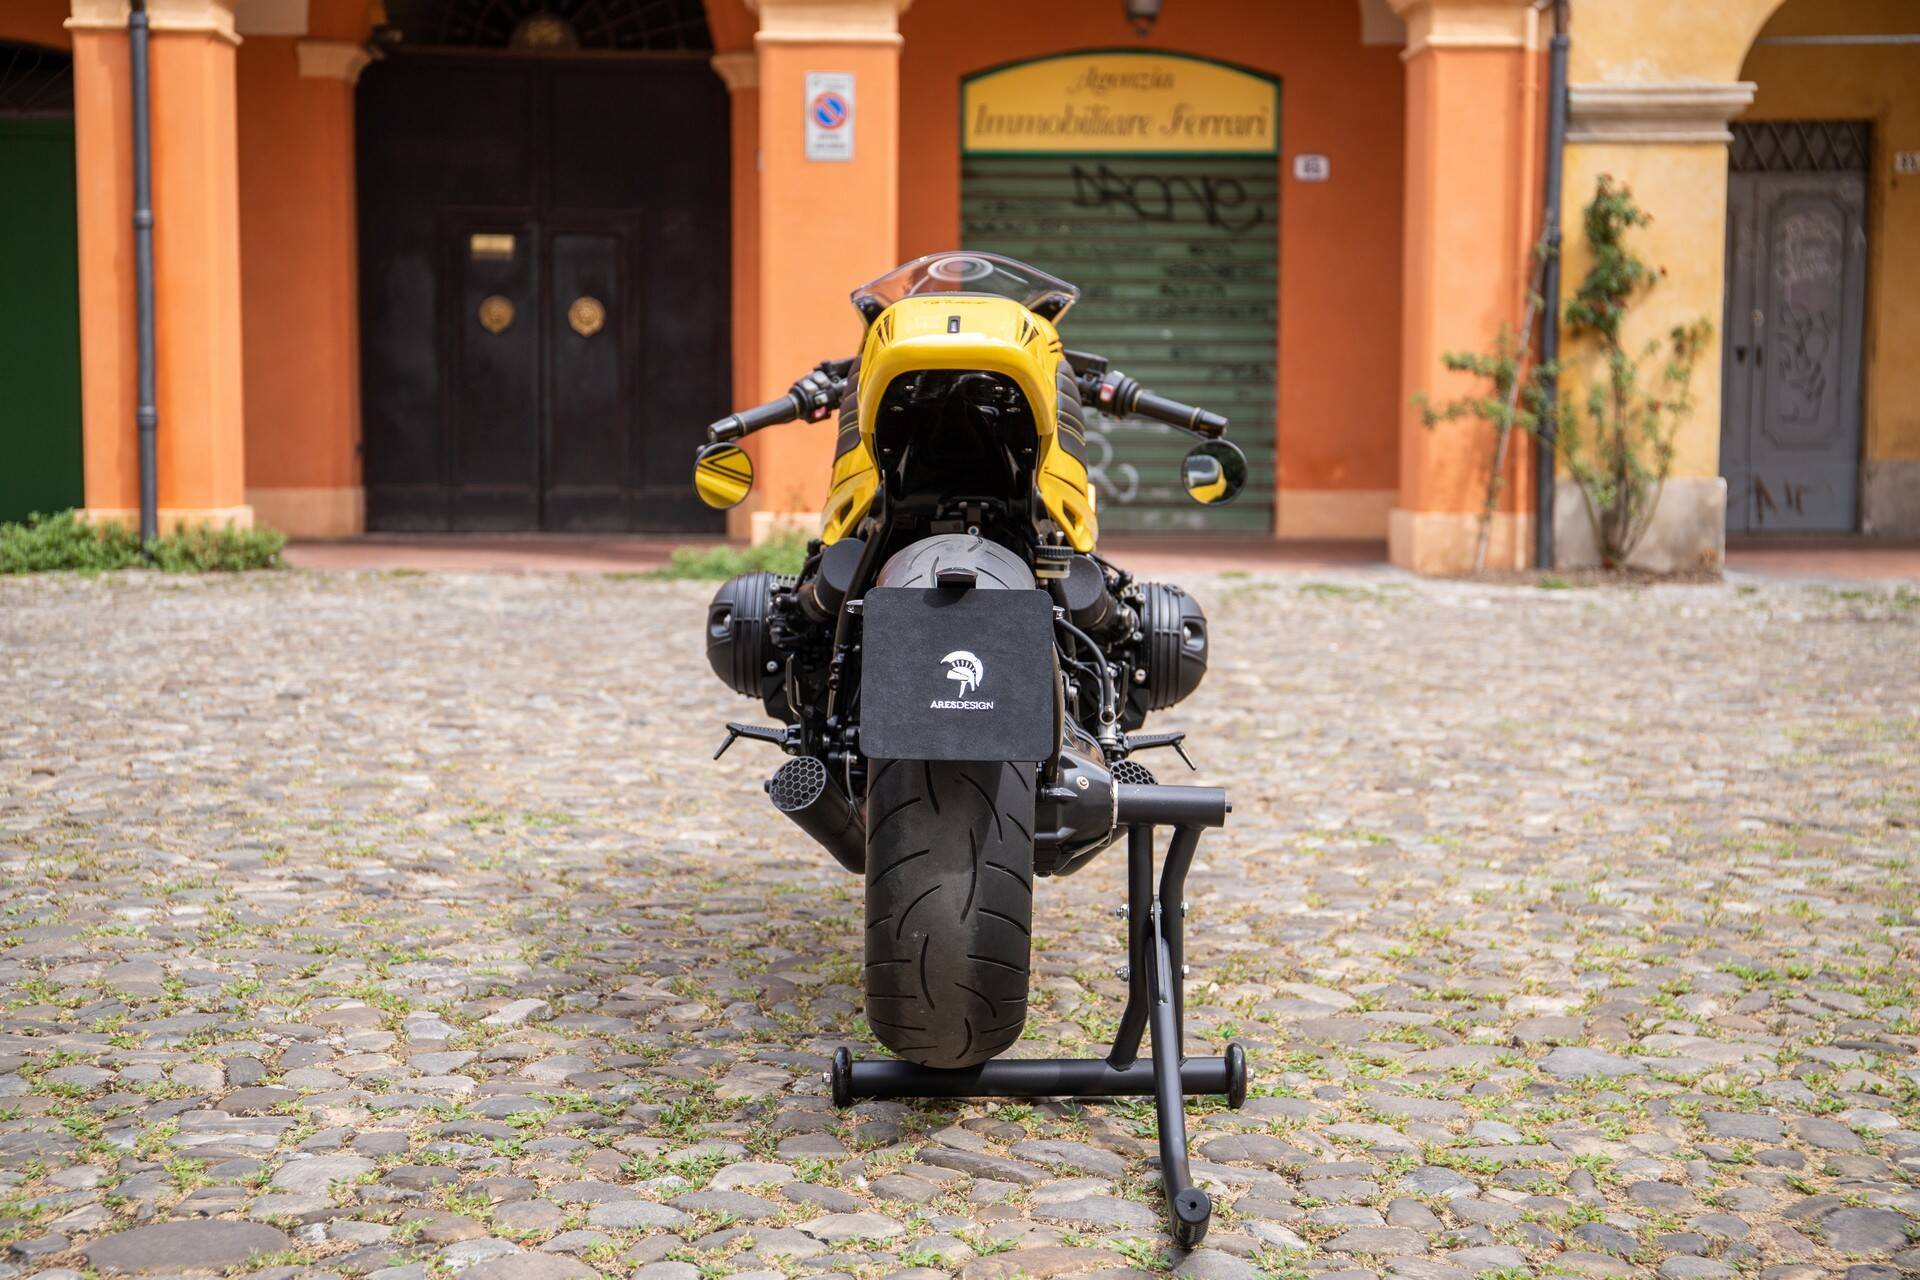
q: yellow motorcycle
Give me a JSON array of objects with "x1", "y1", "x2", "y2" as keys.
[{"x1": 693, "y1": 252, "x2": 1249, "y2": 1246}]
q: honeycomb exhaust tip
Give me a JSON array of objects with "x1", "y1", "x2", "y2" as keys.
[{"x1": 770, "y1": 756, "x2": 830, "y2": 814}]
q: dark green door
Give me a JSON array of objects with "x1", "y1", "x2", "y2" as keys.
[
  {"x1": 963, "y1": 155, "x2": 1278, "y2": 533},
  {"x1": 0, "y1": 109, "x2": 84, "y2": 523}
]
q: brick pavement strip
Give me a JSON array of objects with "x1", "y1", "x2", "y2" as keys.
[{"x1": 0, "y1": 570, "x2": 1917, "y2": 1280}]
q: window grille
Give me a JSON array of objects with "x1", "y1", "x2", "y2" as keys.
[
  {"x1": 382, "y1": 0, "x2": 713, "y2": 51},
  {"x1": 1731, "y1": 120, "x2": 1871, "y2": 174}
]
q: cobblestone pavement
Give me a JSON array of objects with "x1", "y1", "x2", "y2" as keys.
[{"x1": 2, "y1": 570, "x2": 1918, "y2": 1280}]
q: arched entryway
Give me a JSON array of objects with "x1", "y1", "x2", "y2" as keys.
[
  {"x1": 0, "y1": 42, "x2": 83, "y2": 523},
  {"x1": 1731, "y1": 0, "x2": 1919, "y2": 538},
  {"x1": 357, "y1": 0, "x2": 731, "y2": 532}
]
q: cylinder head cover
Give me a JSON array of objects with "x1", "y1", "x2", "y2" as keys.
[{"x1": 706, "y1": 571, "x2": 784, "y2": 697}]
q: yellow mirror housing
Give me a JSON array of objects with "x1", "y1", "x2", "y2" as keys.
[{"x1": 693, "y1": 441, "x2": 754, "y2": 509}]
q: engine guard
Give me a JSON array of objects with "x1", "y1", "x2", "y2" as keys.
[{"x1": 858, "y1": 586, "x2": 1056, "y2": 762}]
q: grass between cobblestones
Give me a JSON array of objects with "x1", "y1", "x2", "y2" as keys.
[{"x1": 0, "y1": 571, "x2": 1914, "y2": 1279}]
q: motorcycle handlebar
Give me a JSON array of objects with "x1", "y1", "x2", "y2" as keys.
[
  {"x1": 708, "y1": 363, "x2": 853, "y2": 443},
  {"x1": 711, "y1": 358, "x2": 1226, "y2": 442},
  {"x1": 1085, "y1": 369, "x2": 1228, "y2": 439},
  {"x1": 709, "y1": 395, "x2": 801, "y2": 442},
  {"x1": 1133, "y1": 389, "x2": 1229, "y2": 438}
]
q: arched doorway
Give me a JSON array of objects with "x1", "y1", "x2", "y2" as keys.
[
  {"x1": 0, "y1": 42, "x2": 82, "y2": 523},
  {"x1": 357, "y1": 0, "x2": 730, "y2": 532},
  {"x1": 1724, "y1": 0, "x2": 1914, "y2": 537}
]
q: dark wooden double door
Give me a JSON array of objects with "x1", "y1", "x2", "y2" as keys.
[{"x1": 357, "y1": 55, "x2": 728, "y2": 532}]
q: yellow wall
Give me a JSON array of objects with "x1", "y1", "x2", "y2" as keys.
[
  {"x1": 1557, "y1": 144, "x2": 1732, "y2": 480},
  {"x1": 1569, "y1": 0, "x2": 1783, "y2": 84},
  {"x1": 1742, "y1": 0, "x2": 1920, "y2": 466},
  {"x1": 1557, "y1": 0, "x2": 1786, "y2": 486}
]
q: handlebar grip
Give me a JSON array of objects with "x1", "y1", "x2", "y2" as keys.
[
  {"x1": 709, "y1": 365, "x2": 852, "y2": 442},
  {"x1": 1088, "y1": 369, "x2": 1228, "y2": 438},
  {"x1": 709, "y1": 394, "x2": 800, "y2": 442},
  {"x1": 1133, "y1": 390, "x2": 1229, "y2": 438}
]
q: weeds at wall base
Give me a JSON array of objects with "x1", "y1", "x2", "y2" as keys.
[
  {"x1": 0, "y1": 510, "x2": 287, "y2": 574},
  {"x1": 643, "y1": 534, "x2": 809, "y2": 581},
  {"x1": 1469, "y1": 566, "x2": 1726, "y2": 589}
]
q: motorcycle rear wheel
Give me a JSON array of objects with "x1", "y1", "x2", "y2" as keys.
[{"x1": 863, "y1": 758, "x2": 1034, "y2": 1068}]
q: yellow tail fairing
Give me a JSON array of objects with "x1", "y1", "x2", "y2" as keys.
[{"x1": 820, "y1": 295, "x2": 1098, "y2": 550}]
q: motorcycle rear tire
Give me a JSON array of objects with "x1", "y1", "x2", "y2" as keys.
[{"x1": 863, "y1": 758, "x2": 1035, "y2": 1068}]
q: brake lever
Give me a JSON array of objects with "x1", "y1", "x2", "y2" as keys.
[
  {"x1": 713, "y1": 722, "x2": 796, "y2": 760},
  {"x1": 1124, "y1": 731, "x2": 1196, "y2": 771}
]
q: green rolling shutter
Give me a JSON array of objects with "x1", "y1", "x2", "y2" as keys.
[{"x1": 962, "y1": 154, "x2": 1277, "y2": 534}]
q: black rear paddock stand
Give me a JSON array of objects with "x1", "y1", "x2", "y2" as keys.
[{"x1": 831, "y1": 783, "x2": 1247, "y2": 1249}]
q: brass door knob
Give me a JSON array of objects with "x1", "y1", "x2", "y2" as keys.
[
  {"x1": 568, "y1": 296, "x2": 606, "y2": 337},
  {"x1": 477, "y1": 295, "x2": 515, "y2": 335}
]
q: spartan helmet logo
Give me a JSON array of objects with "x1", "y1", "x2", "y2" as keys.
[{"x1": 941, "y1": 650, "x2": 984, "y2": 698}]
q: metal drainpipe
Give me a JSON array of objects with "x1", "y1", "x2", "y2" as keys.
[
  {"x1": 130, "y1": 0, "x2": 159, "y2": 546},
  {"x1": 1534, "y1": 0, "x2": 1569, "y2": 570}
]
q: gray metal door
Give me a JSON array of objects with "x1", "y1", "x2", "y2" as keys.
[{"x1": 1721, "y1": 123, "x2": 1869, "y2": 534}]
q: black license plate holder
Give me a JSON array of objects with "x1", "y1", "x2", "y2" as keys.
[{"x1": 859, "y1": 586, "x2": 1056, "y2": 762}]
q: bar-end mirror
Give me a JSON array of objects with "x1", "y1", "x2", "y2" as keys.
[
  {"x1": 693, "y1": 441, "x2": 754, "y2": 509},
  {"x1": 1181, "y1": 440, "x2": 1248, "y2": 506}
]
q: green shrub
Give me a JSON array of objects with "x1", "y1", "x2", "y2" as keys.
[
  {"x1": 143, "y1": 521, "x2": 288, "y2": 572},
  {"x1": 0, "y1": 510, "x2": 136, "y2": 573},
  {"x1": 650, "y1": 533, "x2": 808, "y2": 580},
  {"x1": 1415, "y1": 175, "x2": 1710, "y2": 574},
  {"x1": 0, "y1": 510, "x2": 286, "y2": 575},
  {"x1": 1558, "y1": 175, "x2": 1711, "y2": 568}
]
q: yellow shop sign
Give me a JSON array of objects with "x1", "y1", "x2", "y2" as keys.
[{"x1": 963, "y1": 51, "x2": 1278, "y2": 156}]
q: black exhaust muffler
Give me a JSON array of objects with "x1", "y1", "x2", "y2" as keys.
[{"x1": 768, "y1": 757, "x2": 865, "y2": 874}]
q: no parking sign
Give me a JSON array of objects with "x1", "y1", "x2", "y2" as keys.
[{"x1": 805, "y1": 71, "x2": 855, "y2": 162}]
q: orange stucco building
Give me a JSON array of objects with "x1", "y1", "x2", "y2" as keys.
[{"x1": 3, "y1": 0, "x2": 1913, "y2": 572}]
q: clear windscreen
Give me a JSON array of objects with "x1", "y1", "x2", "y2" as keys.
[{"x1": 851, "y1": 252, "x2": 1080, "y2": 319}]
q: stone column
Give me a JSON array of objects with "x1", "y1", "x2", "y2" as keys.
[
  {"x1": 711, "y1": 48, "x2": 762, "y2": 541},
  {"x1": 746, "y1": 0, "x2": 905, "y2": 541},
  {"x1": 68, "y1": 0, "x2": 251, "y2": 530},
  {"x1": 1388, "y1": 0, "x2": 1538, "y2": 574}
]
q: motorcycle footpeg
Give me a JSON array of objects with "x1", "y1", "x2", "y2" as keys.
[
  {"x1": 713, "y1": 721, "x2": 793, "y2": 759},
  {"x1": 1123, "y1": 731, "x2": 1196, "y2": 770}
]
